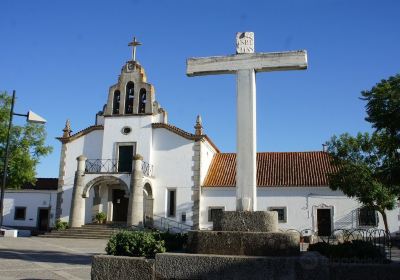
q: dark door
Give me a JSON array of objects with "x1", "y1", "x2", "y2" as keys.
[
  {"x1": 112, "y1": 189, "x2": 128, "y2": 222},
  {"x1": 37, "y1": 208, "x2": 49, "y2": 231},
  {"x1": 317, "y1": 209, "x2": 332, "y2": 236},
  {"x1": 118, "y1": 145, "x2": 134, "y2": 172}
]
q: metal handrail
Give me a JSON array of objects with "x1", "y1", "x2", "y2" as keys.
[{"x1": 145, "y1": 214, "x2": 191, "y2": 233}]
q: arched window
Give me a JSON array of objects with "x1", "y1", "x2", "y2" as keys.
[
  {"x1": 125, "y1": 82, "x2": 134, "y2": 114},
  {"x1": 139, "y1": 88, "x2": 146, "y2": 113},
  {"x1": 112, "y1": 90, "x2": 120, "y2": 115}
]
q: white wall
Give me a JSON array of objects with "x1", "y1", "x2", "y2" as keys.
[
  {"x1": 3, "y1": 190, "x2": 57, "y2": 228},
  {"x1": 199, "y1": 140, "x2": 217, "y2": 184},
  {"x1": 152, "y1": 128, "x2": 195, "y2": 225},
  {"x1": 102, "y1": 115, "x2": 153, "y2": 163},
  {"x1": 60, "y1": 130, "x2": 104, "y2": 221},
  {"x1": 201, "y1": 187, "x2": 400, "y2": 234}
]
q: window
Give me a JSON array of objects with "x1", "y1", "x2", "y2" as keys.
[
  {"x1": 208, "y1": 207, "x2": 224, "y2": 222},
  {"x1": 14, "y1": 207, "x2": 26, "y2": 220},
  {"x1": 268, "y1": 207, "x2": 287, "y2": 223},
  {"x1": 139, "y1": 88, "x2": 146, "y2": 113},
  {"x1": 167, "y1": 189, "x2": 176, "y2": 217},
  {"x1": 181, "y1": 212, "x2": 186, "y2": 222},
  {"x1": 125, "y1": 82, "x2": 134, "y2": 114},
  {"x1": 112, "y1": 90, "x2": 120, "y2": 114},
  {"x1": 358, "y1": 207, "x2": 378, "y2": 227}
]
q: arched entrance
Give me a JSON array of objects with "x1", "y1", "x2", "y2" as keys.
[
  {"x1": 83, "y1": 176, "x2": 130, "y2": 223},
  {"x1": 143, "y1": 182, "x2": 154, "y2": 226}
]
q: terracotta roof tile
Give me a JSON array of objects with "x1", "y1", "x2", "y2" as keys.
[
  {"x1": 203, "y1": 152, "x2": 338, "y2": 187},
  {"x1": 20, "y1": 178, "x2": 58, "y2": 190}
]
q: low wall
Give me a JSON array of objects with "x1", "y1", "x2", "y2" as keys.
[
  {"x1": 91, "y1": 254, "x2": 400, "y2": 280},
  {"x1": 91, "y1": 255, "x2": 154, "y2": 280},
  {"x1": 329, "y1": 262, "x2": 400, "y2": 280}
]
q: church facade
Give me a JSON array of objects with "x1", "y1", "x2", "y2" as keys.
[{"x1": 56, "y1": 50, "x2": 400, "y2": 235}]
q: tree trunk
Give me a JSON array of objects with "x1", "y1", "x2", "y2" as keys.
[{"x1": 380, "y1": 210, "x2": 390, "y2": 234}]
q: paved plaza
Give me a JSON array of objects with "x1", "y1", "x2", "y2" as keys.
[{"x1": 0, "y1": 237, "x2": 107, "y2": 280}]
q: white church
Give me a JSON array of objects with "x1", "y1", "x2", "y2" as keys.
[{"x1": 54, "y1": 41, "x2": 400, "y2": 236}]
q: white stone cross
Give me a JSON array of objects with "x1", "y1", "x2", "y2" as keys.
[{"x1": 186, "y1": 32, "x2": 308, "y2": 211}]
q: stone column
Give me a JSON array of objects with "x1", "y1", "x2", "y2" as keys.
[
  {"x1": 69, "y1": 155, "x2": 86, "y2": 228},
  {"x1": 127, "y1": 154, "x2": 144, "y2": 227},
  {"x1": 236, "y1": 69, "x2": 257, "y2": 211}
]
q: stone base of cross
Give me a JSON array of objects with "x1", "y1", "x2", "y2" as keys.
[{"x1": 187, "y1": 32, "x2": 307, "y2": 211}]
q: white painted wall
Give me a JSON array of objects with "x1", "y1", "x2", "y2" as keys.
[
  {"x1": 199, "y1": 140, "x2": 217, "y2": 184},
  {"x1": 3, "y1": 190, "x2": 57, "y2": 228},
  {"x1": 152, "y1": 128, "x2": 195, "y2": 225},
  {"x1": 60, "y1": 129, "x2": 104, "y2": 222},
  {"x1": 201, "y1": 187, "x2": 400, "y2": 234},
  {"x1": 101, "y1": 115, "x2": 153, "y2": 163}
]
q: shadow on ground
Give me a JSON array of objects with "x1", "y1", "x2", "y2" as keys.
[{"x1": 0, "y1": 248, "x2": 92, "y2": 265}]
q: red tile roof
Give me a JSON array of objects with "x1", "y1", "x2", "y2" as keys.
[
  {"x1": 203, "y1": 152, "x2": 338, "y2": 187},
  {"x1": 20, "y1": 178, "x2": 58, "y2": 190}
]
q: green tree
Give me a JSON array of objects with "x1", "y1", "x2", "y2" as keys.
[
  {"x1": 0, "y1": 92, "x2": 53, "y2": 189},
  {"x1": 327, "y1": 74, "x2": 400, "y2": 233},
  {"x1": 326, "y1": 132, "x2": 397, "y2": 233},
  {"x1": 361, "y1": 74, "x2": 400, "y2": 185}
]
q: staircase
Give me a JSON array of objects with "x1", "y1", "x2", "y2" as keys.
[{"x1": 38, "y1": 223, "x2": 128, "y2": 239}]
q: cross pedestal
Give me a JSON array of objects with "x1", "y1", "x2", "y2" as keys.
[{"x1": 187, "y1": 32, "x2": 308, "y2": 211}]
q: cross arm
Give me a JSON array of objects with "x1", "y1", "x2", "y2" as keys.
[{"x1": 186, "y1": 50, "x2": 307, "y2": 77}]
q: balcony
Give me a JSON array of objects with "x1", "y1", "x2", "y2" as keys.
[{"x1": 85, "y1": 159, "x2": 154, "y2": 177}]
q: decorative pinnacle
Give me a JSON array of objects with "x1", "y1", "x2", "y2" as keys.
[
  {"x1": 128, "y1": 37, "x2": 142, "y2": 61},
  {"x1": 62, "y1": 119, "x2": 72, "y2": 138},
  {"x1": 194, "y1": 115, "x2": 203, "y2": 136}
]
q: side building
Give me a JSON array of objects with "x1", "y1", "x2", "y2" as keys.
[{"x1": 3, "y1": 178, "x2": 58, "y2": 233}]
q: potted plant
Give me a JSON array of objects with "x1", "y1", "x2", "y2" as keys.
[{"x1": 95, "y1": 212, "x2": 107, "y2": 224}]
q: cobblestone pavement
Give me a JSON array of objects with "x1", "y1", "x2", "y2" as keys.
[{"x1": 0, "y1": 237, "x2": 107, "y2": 280}]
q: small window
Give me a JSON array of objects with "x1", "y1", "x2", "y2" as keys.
[
  {"x1": 181, "y1": 212, "x2": 186, "y2": 222},
  {"x1": 358, "y1": 207, "x2": 378, "y2": 227},
  {"x1": 14, "y1": 207, "x2": 26, "y2": 220},
  {"x1": 167, "y1": 189, "x2": 176, "y2": 217},
  {"x1": 268, "y1": 207, "x2": 287, "y2": 223},
  {"x1": 121, "y1": 126, "x2": 131, "y2": 135},
  {"x1": 208, "y1": 207, "x2": 224, "y2": 222}
]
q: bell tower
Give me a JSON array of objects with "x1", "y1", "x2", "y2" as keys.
[{"x1": 104, "y1": 37, "x2": 159, "y2": 116}]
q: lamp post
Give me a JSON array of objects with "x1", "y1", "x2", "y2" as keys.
[{"x1": 0, "y1": 90, "x2": 46, "y2": 228}]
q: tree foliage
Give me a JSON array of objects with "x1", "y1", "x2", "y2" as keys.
[
  {"x1": 326, "y1": 74, "x2": 400, "y2": 233},
  {"x1": 0, "y1": 92, "x2": 53, "y2": 189}
]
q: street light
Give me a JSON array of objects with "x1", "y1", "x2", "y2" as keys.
[{"x1": 0, "y1": 90, "x2": 47, "y2": 228}]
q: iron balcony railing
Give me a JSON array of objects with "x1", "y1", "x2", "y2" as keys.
[{"x1": 85, "y1": 158, "x2": 154, "y2": 177}]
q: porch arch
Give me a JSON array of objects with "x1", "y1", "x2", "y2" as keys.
[{"x1": 82, "y1": 175, "x2": 129, "y2": 198}]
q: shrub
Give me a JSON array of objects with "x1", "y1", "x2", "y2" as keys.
[
  {"x1": 95, "y1": 212, "x2": 107, "y2": 223},
  {"x1": 154, "y1": 231, "x2": 188, "y2": 252},
  {"x1": 308, "y1": 240, "x2": 385, "y2": 261},
  {"x1": 54, "y1": 219, "x2": 68, "y2": 231},
  {"x1": 106, "y1": 231, "x2": 166, "y2": 258}
]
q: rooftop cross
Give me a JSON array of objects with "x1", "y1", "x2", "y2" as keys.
[
  {"x1": 186, "y1": 32, "x2": 308, "y2": 211},
  {"x1": 128, "y1": 37, "x2": 142, "y2": 61}
]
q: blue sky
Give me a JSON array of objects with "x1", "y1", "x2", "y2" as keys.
[{"x1": 1, "y1": 0, "x2": 399, "y2": 178}]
